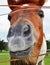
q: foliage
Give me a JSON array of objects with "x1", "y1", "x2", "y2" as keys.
[
  {"x1": 0, "y1": 40, "x2": 8, "y2": 52},
  {"x1": 46, "y1": 40, "x2": 50, "y2": 49}
]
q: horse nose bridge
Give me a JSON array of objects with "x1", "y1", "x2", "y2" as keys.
[{"x1": 8, "y1": 15, "x2": 33, "y2": 38}]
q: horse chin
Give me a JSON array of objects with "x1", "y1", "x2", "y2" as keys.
[
  {"x1": 10, "y1": 47, "x2": 35, "y2": 65},
  {"x1": 10, "y1": 47, "x2": 32, "y2": 59}
]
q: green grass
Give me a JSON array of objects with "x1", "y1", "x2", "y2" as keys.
[
  {"x1": 0, "y1": 52, "x2": 50, "y2": 65},
  {"x1": 44, "y1": 54, "x2": 50, "y2": 65},
  {"x1": 0, "y1": 52, "x2": 10, "y2": 65}
]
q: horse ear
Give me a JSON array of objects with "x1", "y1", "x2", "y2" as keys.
[{"x1": 8, "y1": 0, "x2": 46, "y2": 10}]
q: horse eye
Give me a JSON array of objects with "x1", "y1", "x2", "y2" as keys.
[
  {"x1": 8, "y1": 15, "x2": 12, "y2": 21},
  {"x1": 23, "y1": 25, "x2": 31, "y2": 37},
  {"x1": 38, "y1": 10, "x2": 44, "y2": 18}
]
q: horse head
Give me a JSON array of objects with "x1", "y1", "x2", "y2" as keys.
[{"x1": 7, "y1": 0, "x2": 47, "y2": 65}]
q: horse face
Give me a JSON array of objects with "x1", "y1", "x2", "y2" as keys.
[{"x1": 7, "y1": 4, "x2": 44, "y2": 58}]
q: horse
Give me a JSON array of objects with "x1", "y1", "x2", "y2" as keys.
[{"x1": 7, "y1": 0, "x2": 47, "y2": 65}]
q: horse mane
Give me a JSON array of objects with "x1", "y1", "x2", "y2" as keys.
[{"x1": 8, "y1": 0, "x2": 46, "y2": 10}]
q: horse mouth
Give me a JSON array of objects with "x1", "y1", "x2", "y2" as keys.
[{"x1": 10, "y1": 47, "x2": 32, "y2": 58}]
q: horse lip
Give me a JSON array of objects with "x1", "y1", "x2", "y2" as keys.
[
  {"x1": 10, "y1": 47, "x2": 31, "y2": 53},
  {"x1": 10, "y1": 47, "x2": 32, "y2": 58}
]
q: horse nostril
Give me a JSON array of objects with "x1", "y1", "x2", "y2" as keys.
[
  {"x1": 23, "y1": 25, "x2": 31, "y2": 37},
  {"x1": 7, "y1": 27, "x2": 13, "y2": 37}
]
